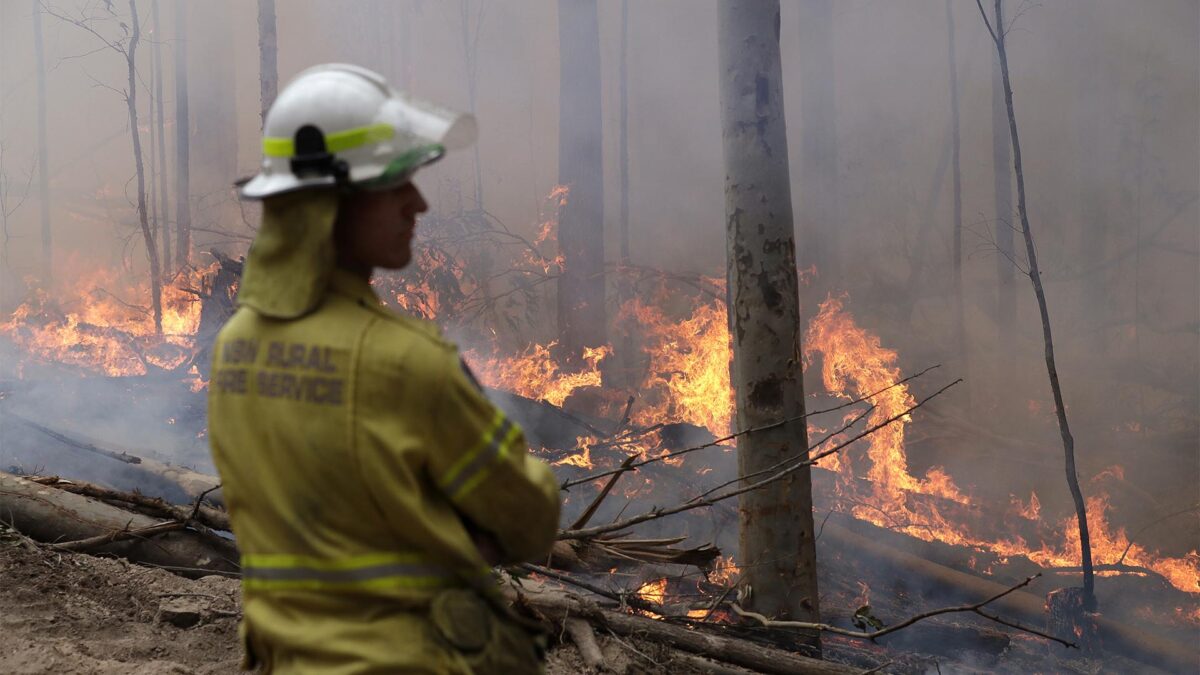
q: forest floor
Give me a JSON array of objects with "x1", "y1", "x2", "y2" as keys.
[{"x1": 0, "y1": 528, "x2": 697, "y2": 675}]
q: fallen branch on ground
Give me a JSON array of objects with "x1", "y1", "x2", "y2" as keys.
[
  {"x1": 28, "y1": 475, "x2": 230, "y2": 531},
  {"x1": 508, "y1": 578, "x2": 862, "y2": 675},
  {"x1": 731, "y1": 573, "x2": 1073, "y2": 649}
]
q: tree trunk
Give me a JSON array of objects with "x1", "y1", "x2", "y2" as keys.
[
  {"x1": 718, "y1": 0, "x2": 821, "y2": 653},
  {"x1": 187, "y1": 0, "x2": 237, "y2": 246},
  {"x1": 616, "y1": 0, "x2": 635, "y2": 386},
  {"x1": 991, "y1": 0, "x2": 1015, "y2": 342},
  {"x1": 152, "y1": 0, "x2": 171, "y2": 277},
  {"x1": 32, "y1": 0, "x2": 51, "y2": 285},
  {"x1": 127, "y1": 0, "x2": 164, "y2": 335},
  {"x1": 461, "y1": 0, "x2": 484, "y2": 208},
  {"x1": 173, "y1": 0, "x2": 191, "y2": 268},
  {"x1": 945, "y1": 0, "x2": 971, "y2": 413},
  {"x1": 556, "y1": 0, "x2": 606, "y2": 361},
  {"x1": 0, "y1": 472, "x2": 237, "y2": 578},
  {"x1": 257, "y1": 0, "x2": 277, "y2": 129},
  {"x1": 796, "y1": 0, "x2": 838, "y2": 294},
  {"x1": 981, "y1": 0, "x2": 1095, "y2": 611}
]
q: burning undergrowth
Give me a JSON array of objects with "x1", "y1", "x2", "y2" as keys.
[{"x1": 1, "y1": 187, "x2": 1197, "y2": 668}]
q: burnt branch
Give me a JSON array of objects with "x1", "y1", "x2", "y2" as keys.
[
  {"x1": 558, "y1": 378, "x2": 961, "y2": 540},
  {"x1": 731, "y1": 573, "x2": 1075, "y2": 649},
  {"x1": 562, "y1": 364, "x2": 941, "y2": 490}
]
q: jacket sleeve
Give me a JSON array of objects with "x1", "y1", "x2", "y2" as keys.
[{"x1": 427, "y1": 353, "x2": 561, "y2": 563}]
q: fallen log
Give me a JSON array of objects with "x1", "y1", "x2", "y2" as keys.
[
  {"x1": 821, "y1": 521, "x2": 1197, "y2": 673},
  {"x1": 28, "y1": 476, "x2": 230, "y2": 531},
  {"x1": 0, "y1": 471, "x2": 238, "y2": 578},
  {"x1": 508, "y1": 580, "x2": 862, "y2": 675}
]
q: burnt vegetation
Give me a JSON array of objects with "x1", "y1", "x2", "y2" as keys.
[{"x1": 0, "y1": 1, "x2": 1196, "y2": 673}]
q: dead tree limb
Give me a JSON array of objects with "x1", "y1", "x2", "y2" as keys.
[
  {"x1": 975, "y1": 0, "x2": 1096, "y2": 610},
  {"x1": 559, "y1": 379, "x2": 960, "y2": 540},
  {"x1": 50, "y1": 519, "x2": 184, "y2": 552},
  {"x1": 0, "y1": 471, "x2": 237, "y2": 577},
  {"x1": 509, "y1": 581, "x2": 862, "y2": 675},
  {"x1": 28, "y1": 476, "x2": 230, "y2": 531},
  {"x1": 731, "y1": 573, "x2": 1073, "y2": 649},
  {"x1": 564, "y1": 616, "x2": 606, "y2": 669},
  {"x1": 823, "y1": 520, "x2": 1198, "y2": 673},
  {"x1": 563, "y1": 365, "x2": 940, "y2": 489}
]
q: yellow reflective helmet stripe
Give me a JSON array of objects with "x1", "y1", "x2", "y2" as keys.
[
  {"x1": 438, "y1": 410, "x2": 522, "y2": 501},
  {"x1": 240, "y1": 552, "x2": 486, "y2": 592},
  {"x1": 262, "y1": 123, "x2": 396, "y2": 158}
]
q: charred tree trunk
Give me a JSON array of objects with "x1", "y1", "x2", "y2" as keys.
[
  {"x1": 32, "y1": 0, "x2": 51, "y2": 285},
  {"x1": 126, "y1": 0, "x2": 164, "y2": 335},
  {"x1": 556, "y1": 0, "x2": 606, "y2": 361},
  {"x1": 796, "y1": 0, "x2": 838, "y2": 294},
  {"x1": 718, "y1": 0, "x2": 821, "y2": 652},
  {"x1": 257, "y1": 0, "x2": 277, "y2": 129},
  {"x1": 173, "y1": 0, "x2": 191, "y2": 268},
  {"x1": 152, "y1": 0, "x2": 171, "y2": 276},
  {"x1": 978, "y1": 0, "x2": 1095, "y2": 611},
  {"x1": 945, "y1": 0, "x2": 971, "y2": 413}
]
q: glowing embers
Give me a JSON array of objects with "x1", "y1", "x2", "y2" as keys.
[{"x1": 1, "y1": 260, "x2": 212, "y2": 377}]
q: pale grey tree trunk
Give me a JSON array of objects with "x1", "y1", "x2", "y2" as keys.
[
  {"x1": 257, "y1": 0, "x2": 278, "y2": 129},
  {"x1": 946, "y1": 0, "x2": 970, "y2": 413},
  {"x1": 188, "y1": 0, "x2": 237, "y2": 237},
  {"x1": 152, "y1": 0, "x2": 171, "y2": 276},
  {"x1": 556, "y1": 0, "x2": 606, "y2": 360},
  {"x1": 461, "y1": 0, "x2": 484, "y2": 208},
  {"x1": 991, "y1": 0, "x2": 1015, "y2": 343},
  {"x1": 126, "y1": 0, "x2": 163, "y2": 334},
  {"x1": 616, "y1": 0, "x2": 634, "y2": 386},
  {"x1": 978, "y1": 0, "x2": 1095, "y2": 611},
  {"x1": 173, "y1": 0, "x2": 191, "y2": 268},
  {"x1": 718, "y1": 0, "x2": 820, "y2": 652},
  {"x1": 32, "y1": 0, "x2": 51, "y2": 285},
  {"x1": 796, "y1": 0, "x2": 838, "y2": 294}
]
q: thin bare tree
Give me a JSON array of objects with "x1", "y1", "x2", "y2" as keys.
[
  {"x1": 173, "y1": 0, "x2": 190, "y2": 268},
  {"x1": 257, "y1": 0, "x2": 277, "y2": 129},
  {"x1": 43, "y1": 0, "x2": 164, "y2": 334},
  {"x1": 976, "y1": 0, "x2": 1095, "y2": 610},
  {"x1": 945, "y1": 0, "x2": 970, "y2": 413},
  {"x1": 32, "y1": 0, "x2": 52, "y2": 285},
  {"x1": 556, "y1": 0, "x2": 606, "y2": 362},
  {"x1": 152, "y1": 0, "x2": 170, "y2": 274}
]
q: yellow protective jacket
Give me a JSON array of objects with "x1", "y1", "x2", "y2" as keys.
[{"x1": 208, "y1": 267, "x2": 560, "y2": 673}]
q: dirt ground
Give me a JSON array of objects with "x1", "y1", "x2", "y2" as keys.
[{"x1": 0, "y1": 525, "x2": 706, "y2": 675}]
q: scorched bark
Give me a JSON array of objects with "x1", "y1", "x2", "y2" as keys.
[{"x1": 717, "y1": 0, "x2": 821, "y2": 649}]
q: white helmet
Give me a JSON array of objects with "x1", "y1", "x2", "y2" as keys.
[{"x1": 240, "y1": 63, "x2": 476, "y2": 199}]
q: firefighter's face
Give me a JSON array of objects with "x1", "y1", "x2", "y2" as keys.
[{"x1": 335, "y1": 182, "x2": 429, "y2": 272}]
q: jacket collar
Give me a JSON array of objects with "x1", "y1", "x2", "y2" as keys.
[{"x1": 329, "y1": 267, "x2": 383, "y2": 308}]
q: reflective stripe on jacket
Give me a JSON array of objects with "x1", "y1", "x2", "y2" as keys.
[{"x1": 208, "y1": 268, "x2": 560, "y2": 671}]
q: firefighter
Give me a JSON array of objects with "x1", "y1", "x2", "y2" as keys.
[{"x1": 208, "y1": 63, "x2": 560, "y2": 674}]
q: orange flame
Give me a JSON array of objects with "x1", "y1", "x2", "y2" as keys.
[
  {"x1": 636, "y1": 578, "x2": 668, "y2": 605},
  {"x1": 1, "y1": 261, "x2": 212, "y2": 377}
]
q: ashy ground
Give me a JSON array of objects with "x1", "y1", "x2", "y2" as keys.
[{"x1": 0, "y1": 527, "x2": 697, "y2": 674}]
